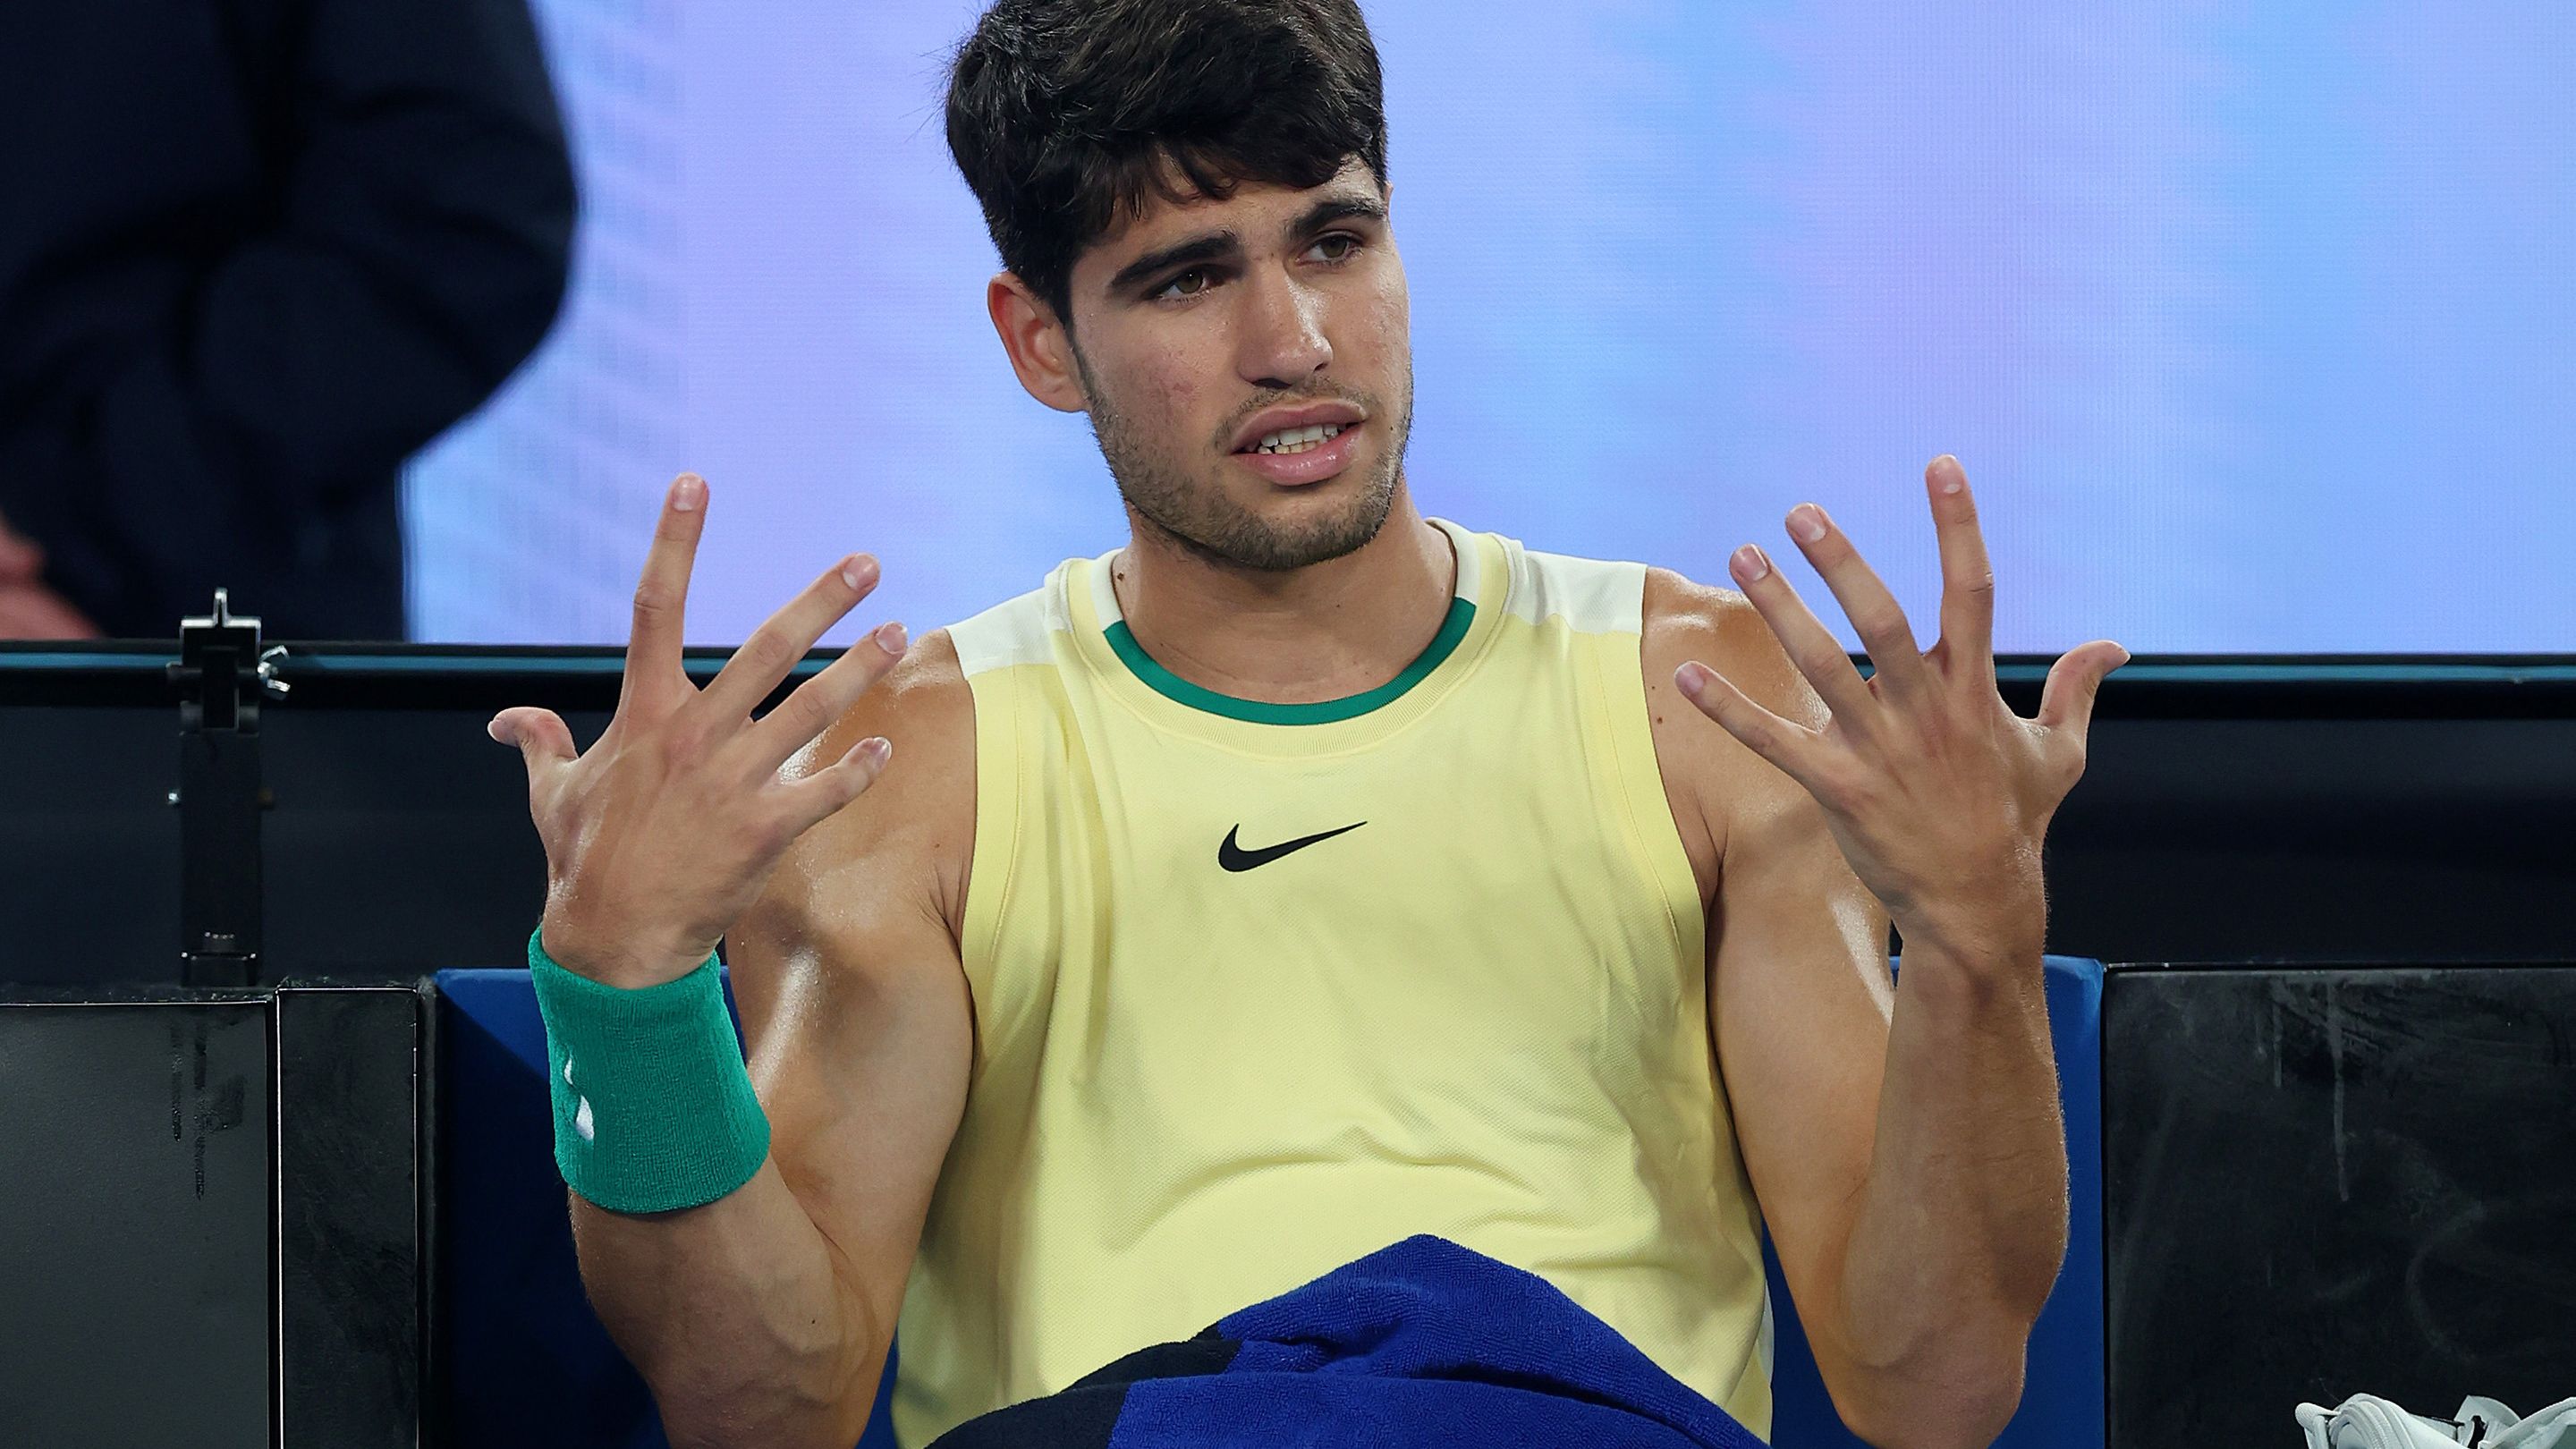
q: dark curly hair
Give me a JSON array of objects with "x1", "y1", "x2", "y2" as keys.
[{"x1": 945, "y1": 0, "x2": 1389, "y2": 328}]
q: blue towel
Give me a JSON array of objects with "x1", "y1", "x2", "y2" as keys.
[{"x1": 928, "y1": 1235, "x2": 1766, "y2": 1448}]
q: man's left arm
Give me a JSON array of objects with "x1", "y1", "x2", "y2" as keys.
[{"x1": 1657, "y1": 456, "x2": 2126, "y2": 1449}]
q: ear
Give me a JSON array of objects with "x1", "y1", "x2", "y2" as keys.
[{"x1": 987, "y1": 273, "x2": 1089, "y2": 414}]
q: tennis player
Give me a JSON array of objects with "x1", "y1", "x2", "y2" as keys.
[{"x1": 491, "y1": 3, "x2": 2126, "y2": 1445}]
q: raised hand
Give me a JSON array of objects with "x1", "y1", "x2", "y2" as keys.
[
  {"x1": 0, "y1": 509, "x2": 100, "y2": 639},
  {"x1": 489, "y1": 473, "x2": 911, "y2": 987},
  {"x1": 1674, "y1": 455, "x2": 2127, "y2": 961}
]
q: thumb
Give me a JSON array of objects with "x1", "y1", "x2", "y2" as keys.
[
  {"x1": 2036, "y1": 640, "x2": 2131, "y2": 739},
  {"x1": 487, "y1": 707, "x2": 578, "y2": 778}
]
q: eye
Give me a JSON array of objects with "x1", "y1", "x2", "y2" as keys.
[
  {"x1": 1310, "y1": 233, "x2": 1360, "y2": 263},
  {"x1": 1155, "y1": 267, "x2": 1215, "y2": 301}
]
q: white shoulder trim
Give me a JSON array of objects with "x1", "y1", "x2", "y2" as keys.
[
  {"x1": 945, "y1": 562, "x2": 1073, "y2": 677},
  {"x1": 1500, "y1": 536, "x2": 1647, "y2": 634},
  {"x1": 1428, "y1": 517, "x2": 1482, "y2": 602}
]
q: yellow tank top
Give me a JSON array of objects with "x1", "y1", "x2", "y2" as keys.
[{"x1": 892, "y1": 519, "x2": 1772, "y2": 1445}]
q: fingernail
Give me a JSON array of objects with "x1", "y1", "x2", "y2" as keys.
[
  {"x1": 1936, "y1": 459, "x2": 1966, "y2": 495},
  {"x1": 485, "y1": 716, "x2": 505, "y2": 742},
  {"x1": 840, "y1": 555, "x2": 874, "y2": 590},
  {"x1": 2113, "y1": 645, "x2": 2133, "y2": 668},
  {"x1": 860, "y1": 737, "x2": 893, "y2": 767},
  {"x1": 671, "y1": 475, "x2": 704, "y2": 512},
  {"x1": 1731, "y1": 544, "x2": 1770, "y2": 582},
  {"x1": 1788, "y1": 504, "x2": 1827, "y2": 543},
  {"x1": 875, "y1": 621, "x2": 909, "y2": 656},
  {"x1": 1675, "y1": 663, "x2": 1709, "y2": 697}
]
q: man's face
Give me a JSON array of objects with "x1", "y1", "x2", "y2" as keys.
[{"x1": 1061, "y1": 158, "x2": 1412, "y2": 572}]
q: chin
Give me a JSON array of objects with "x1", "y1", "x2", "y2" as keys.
[
  {"x1": 1273, "y1": 480, "x2": 1400, "y2": 564},
  {"x1": 1252, "y1": 467, "x2": 1377, "y2": 521}
]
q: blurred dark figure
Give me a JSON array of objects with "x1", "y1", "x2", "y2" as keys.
[{"x1": 0, "y1": 0, "x2": 576, "y2": 640}]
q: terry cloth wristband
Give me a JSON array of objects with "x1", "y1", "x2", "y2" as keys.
[{"x1": 526, "y1": 928, "x2": 771, "y2": 1214}]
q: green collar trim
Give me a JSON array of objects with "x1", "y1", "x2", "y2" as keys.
[{"x1": 1103, "y1": 597, "x2": 1476, "y2": 724}]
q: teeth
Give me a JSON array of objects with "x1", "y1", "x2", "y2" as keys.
[{"x1": 1251, "y1": 421, "x2": 1346, "y2": 455}]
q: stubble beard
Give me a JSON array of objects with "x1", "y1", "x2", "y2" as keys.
[{"x1": 1080, "y1": 352, "x2": 1413, "y2": 574}]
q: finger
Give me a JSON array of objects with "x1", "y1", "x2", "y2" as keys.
[
  {"x1": 1925, "y1": 455, "x2": 1996, "y2": 678},
  {"x1": 741, "y1": 621, "x2": 911, "y2": 772},
  {"x1": 2035, "y1": 640, "x2": 2131, "y2": 738},
  {"x1": 487, "y1": 706, "x2": 579, "y2": 784},
  {"x1": 0, "y1": 585, "x2": 98, "y2": 639},
  {"x1": 1783, "y1": 502, "x2": 1930, "y2": 693},
  {"x1": 0, "y1": 593, "x2": 61, "y2": 638},
  {"x1": 1728, "y1": 544, "x2": 1878, "y2": 725},
  {"x1": 622, "y1": 474, "x2": 710, "y2": 718},
  {"x1": 700, "y1": 553, "x2": 881, "y2": 721},
  {"x1": 775, "y1": 734, "x2": 894, "y2": 835},
  {"x1": 1675, "y1": 660, "x2": 1827, "y2": 787},
  {"x1": 0, "y1": 530, "x2": 43, "y2": 582}
]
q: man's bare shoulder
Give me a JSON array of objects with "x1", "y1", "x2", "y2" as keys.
[
  {"x1": 1639, "y1": 567, "x2": 1826, "y2": 891},
  {"x1": 1640, "y1": 567, "x2": 1822, "y2": 728},
  {"x1": 803, "y1": 626, "x2": 976, "y2": 790},
  {"x1": 762, "y1": 627, "x2": 979, "y2": 946}
]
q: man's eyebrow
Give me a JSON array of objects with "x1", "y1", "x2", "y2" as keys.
[
  {"x1": 1290, "y1": 195, "x2": 1388, "y2": 238},
  {"x1": 1101, "y1": 194, "x2": 1386, "y2": 298},
  {"x1": 1106, "y1": 230, "x2": 1241, "y2": 296}
]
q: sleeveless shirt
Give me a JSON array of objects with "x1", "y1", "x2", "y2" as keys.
[{"x1": 892, "y1": 519, "x2": 1772, "y2": 1445}]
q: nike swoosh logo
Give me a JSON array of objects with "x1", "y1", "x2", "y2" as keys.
[{"x1": 1218, "y1": 821, "x2": 1368, "y2": 872}]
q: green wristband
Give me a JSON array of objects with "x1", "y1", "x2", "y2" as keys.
[{"x1": 526, "y1": 928, "x2": 771, "y2": 1214}]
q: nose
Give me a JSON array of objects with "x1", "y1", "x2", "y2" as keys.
[{"x1": 1233, "y1": 265, "x2": 1332, "y2": 390}]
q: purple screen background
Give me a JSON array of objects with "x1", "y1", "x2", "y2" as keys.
[{"x1": 405, "y1": 3, "x2": 2576, "y2": 652}]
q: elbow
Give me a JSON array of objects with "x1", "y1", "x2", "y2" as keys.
[
  {"x1": 462, "y1": 138, "x2": 578, "y2": 384},
  {"x1": 657, "y1": 1394, "x2": 871, "y2": 1449},
  {"x1": 651, "y1": 1343, "x2": 885, "y2": 1449},
  {"x1": 518, "y1": 140, "x2": 579, "y2": 335},
  {"x1": 414, "y1": 119, "x2": 580, "y2": 394},
  {"x1": 1824, "y1": 1315, "x2": 2032, "y2": 1449},
  {"x1": 640, "y1": 1293, "x2": 892, "y2": 1449},
  {"x1": 1837, "y1": 1376, "x2": 2025, "y2": 1449}
]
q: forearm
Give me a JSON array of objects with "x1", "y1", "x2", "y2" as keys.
[
  {"x1": 1832, "y1": 936, "x2": 2067, "y2": 1444},
  {"x1": 1668, "y1": 455, "x2": 2116, "y2": 1445},
  {"x1": 491, "y1": 451, "x2": 964, "y2": 1449},
  {"x1": 571, "y1": 1156, "x2": 886, "y2": 1449}
]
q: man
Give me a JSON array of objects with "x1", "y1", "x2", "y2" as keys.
[
  {"x1": 0, "y1": 0, "x2": 573, "y2": 638},
  {"x1": 490, "y1": 3, "x2": 2125, "y2": 1445}
]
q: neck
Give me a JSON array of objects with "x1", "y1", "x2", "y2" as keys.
[{"x1": 1111, "y1": 486, "x2": 1457, "y2": 706}]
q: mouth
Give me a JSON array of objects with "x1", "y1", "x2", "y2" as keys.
[
  {"x1": 1226, "y1": 399, "x2": 1367, "y2": 453},
  {"x1": 1241, "y1": 419, "x2": 1350, "y2": 457},
  {"x1": 1232, "y1": 419, "x2": 1362, "y2": 487},
  {"x1": 1227, "y1": 400, "x2": 1368, "y2": 487}
]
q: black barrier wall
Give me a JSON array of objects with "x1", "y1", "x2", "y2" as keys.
[
  {"x1": 2105, "y1": 964, "x2": 2576, "y2": 1444},
  {"x1": 3, "y1": 647, "x2": 2573, "y2": 983},
  {"x1": 0, "y1": 995, "x2": 272, "y2": 1445},
  {"x1": 0, "y1": 982, "x2": 428, "y2": 1448}
]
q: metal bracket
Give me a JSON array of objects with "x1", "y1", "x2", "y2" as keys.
[{"x1": 167, "y1": 590, "x2": 284, "y2": 988}]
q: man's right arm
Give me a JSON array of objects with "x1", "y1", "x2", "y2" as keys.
[{"x1": 567, "y1": 634, "x2": 977, "y2": 1449}]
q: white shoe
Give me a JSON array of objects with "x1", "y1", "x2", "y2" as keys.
[
  {"x1": 2298, "y1": 1395, "x2": 2474, "y2": 1448},
  {"x1": 2299, "y1": 1397, "x2": 2576, "y2": 1449},
  {"x1": 2487, "y1": 1399, "x2": 2576, "y2": 1449}
]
